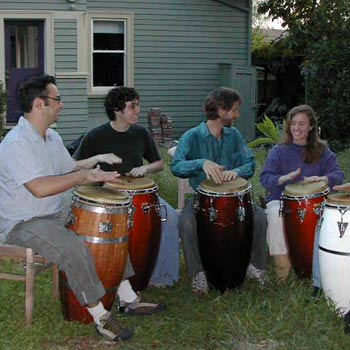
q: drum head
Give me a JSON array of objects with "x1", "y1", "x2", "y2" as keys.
[
  {"x1": 200, "y1": 177, "x2": 248, "y2": 193},
  {"x1": 326, "y1": 193, "x2": 350, "y2": 206},
  {"x1": 105, "y1": 176, "x2": 155, "y2": 190},
  {"x1": 74, "y1": 185, "x2": 129, "y2": 205},
  {"x1": 284, "y1": 180, "x2": 328, "y2": 196}
]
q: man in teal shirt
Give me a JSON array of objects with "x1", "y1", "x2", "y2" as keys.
[{"x1": 171, "y1": 87, "x2": 267, "y2": 294}]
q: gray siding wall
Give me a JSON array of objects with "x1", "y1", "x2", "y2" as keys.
[{"x1": 87, "y1": 0, "x2": 251, "y2": 139}]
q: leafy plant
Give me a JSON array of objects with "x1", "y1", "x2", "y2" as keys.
[{"x1": 248, "y1": 115, "x2": 283, "y2": 148}]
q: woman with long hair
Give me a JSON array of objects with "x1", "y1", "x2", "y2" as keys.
[{"x1": 260, "y1": 104, "x2": 344, "y2": 284}]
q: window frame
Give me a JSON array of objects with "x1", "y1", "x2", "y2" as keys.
[{"x1": 87, "y1": 12, "x2": 134, "y2": 95}]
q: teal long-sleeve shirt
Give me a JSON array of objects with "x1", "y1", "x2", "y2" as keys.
[{"x1": 171, "y1": 121, "x2": 255, "y2": 191}]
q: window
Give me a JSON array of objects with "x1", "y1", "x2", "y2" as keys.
[
  {"x1": 92, "y1": 20, "x2": 125, "y2": 88},
  {"x1": 88, "y1": 13, "x2": 134, "y2": 94}
]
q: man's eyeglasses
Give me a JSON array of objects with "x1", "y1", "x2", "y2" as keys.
[{"x1": 39, "y1": 95, "x2": 62, "y2": 104}]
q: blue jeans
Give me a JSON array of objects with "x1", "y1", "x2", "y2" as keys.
[
  {"x1": 149, "y1": 197, "x2": 180, "y2": 286},
  {"x1": 312, "y1": 224, "x2": 321, "y2": 288}
]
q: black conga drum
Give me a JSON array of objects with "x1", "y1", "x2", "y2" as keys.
[
  {"x1": 60, "y1": 185, "x2": 130, "y2": 324},
  {"x1": 196, "y1": 177, "x2": 253, "y2": 292}
]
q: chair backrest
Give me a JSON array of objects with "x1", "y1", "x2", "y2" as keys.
[{"x1": 167, "y1": 146, "x2": 194, "y2": 210}]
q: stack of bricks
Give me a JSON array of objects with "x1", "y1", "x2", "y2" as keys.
[
  {"x1": 148, "y1": 108, "x2": 163, "y2": 143},
  {"x1": 147, "y1": 107, "x2": 173, "y2": 146}
]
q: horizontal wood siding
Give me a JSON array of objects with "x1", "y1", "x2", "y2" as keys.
[
  {"x1": 55, "y1": 20, "x2": 77, "y2": 72},
  {"x1": 87, "y1": 0, "x2": 251, "y2": 139},
  {"x1": 55, "y1": 77, "x2": 88, "y2": 144},
  {"x1": 0, "y1": 0, "x2": 87, "y2": 11}
]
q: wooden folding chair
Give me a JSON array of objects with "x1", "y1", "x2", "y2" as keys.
[{"x1": 0, "y1": 244, "x2": 59, "y2": 325}]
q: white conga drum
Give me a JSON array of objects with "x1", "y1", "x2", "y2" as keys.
[{"x1": 319, "y1": 192, "x2": 350, "y2": 315}]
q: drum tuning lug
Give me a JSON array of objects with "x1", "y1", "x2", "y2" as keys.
[
  {"x1": 128, "y1": 206, "x2": 135, "y2": 229},
  {"x1": 193, "y1": 192, "x2": 199, "y2": 213},
  {"x1": 208, "y1": 207, "x2": 217, "y2": 222},
  {"x1": 65, "y1": 212, "x2": 76, "y2": 226},
  {"x1": 237, "y1": 206, "x2": 245, "y2": 222},
  {"x1": 297, "y1": 208, "x2": 306, "y2": 223},
  {"x1": 158, "y1": 203, "x2": 168, "y2": 222},
  {"x1": 98, "y1": 222, "x2": 113, "y2": 233},
  {"x1": 142, "y1": 204, "x2": 151, "y2": 215}
]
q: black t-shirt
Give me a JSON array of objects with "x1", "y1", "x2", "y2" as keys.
[{"x1": 73, "y1": 122, "x2": 161, "y2": 175}]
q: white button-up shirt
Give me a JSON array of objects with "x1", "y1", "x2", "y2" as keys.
[{"x1": 0, "y1": 117, "x2": 75, "y2": 238}]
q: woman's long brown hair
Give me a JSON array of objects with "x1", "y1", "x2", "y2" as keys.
[{"x1": 281, "y1": 104, "x2": 326, "y2": 163}]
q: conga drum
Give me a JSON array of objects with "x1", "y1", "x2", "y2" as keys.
[
  {"x1": 105, "y1": 177, "x2": 165, "y2": 291},
  {"x1": 196, "y1": 177, "x2": 253, "y2": 292},
  {"x1": 60, "y1": 185, "x2": 131, "y2": 324},
  {"x1": 319, "y1": 193, "x2": 350, "y2": 315},
  {"x1": 281, "y1": 180, "x2": 329, "y2": 278}
]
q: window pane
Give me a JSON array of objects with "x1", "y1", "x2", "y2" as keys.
[
  {"x1": 10, "y1": 26, "x2": 38, "y2": 68},
  {"x1": 93, "y1": 53, "x2": 124, "y2": 87},
  {"x1": 93, "y1": 21, "x2": 124, "y2": 50}
]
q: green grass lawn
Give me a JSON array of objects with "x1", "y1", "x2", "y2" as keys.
[{"x1": 1, "y1": 146, "x2": 350, "y2": 350}]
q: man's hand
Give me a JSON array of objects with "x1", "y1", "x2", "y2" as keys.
[
  {"x1": 222, "y1": 170, "x2": 238, "y2": 182},
  {"x1": 203, "y1": 160, "x2": 225, "y2": 184},
  {"x1": 84, "y1": 165, "x2": 125, "y2": 185},
  {"x1": 96, "y1": 153, "x2": 122, "y2": 165},
  {"x1": 126, "y1": 165, "x2": 149, "y2": 178}
]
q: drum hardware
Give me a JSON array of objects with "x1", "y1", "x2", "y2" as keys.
[
  {"x1": 127, "y1": 206, "x2": 135, "y2": 230},
  {"x1": 279, "y1": 199, "x2": 283, "y2": 216},
  {"x1": 237, "y1": 205, "x2": 245, "y2": 222},
  {"x1": 66, "y1": 211, "x2": 76, "y2": 226},
  {"x1": 297, "y1": 207, "x2": 306, "y2": 223},
  {"x1": 336, "y1": 206, "x2": 350, "y2": 238},
  {"x1": 98, "y1": 222, "x2": 113, "y2": 233},
  {"x1": 156, "y1": 202, "x2": 168, "y2": 222},
  {"x1": 193, "y1": 192, "x2": 199, "y2": 213},
  {"x1": 142, "y1": 203, "x2": 151, "y2": 214}
]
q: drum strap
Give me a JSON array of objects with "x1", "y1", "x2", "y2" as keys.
[{"x1": 319, "y1": 245, "x2": 350, "y2": 256}]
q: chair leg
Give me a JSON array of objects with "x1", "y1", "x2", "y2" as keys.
[
  {"x1": 25, "y1": 248, "x2": 35, "y2": 325},
  {"x1": 52, "y1": 264, "x2": 59, "y2": 301}
]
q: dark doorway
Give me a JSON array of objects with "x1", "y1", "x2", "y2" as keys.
[{"x1": 5, "y1": 20, "x2": 44, "y2": 124}]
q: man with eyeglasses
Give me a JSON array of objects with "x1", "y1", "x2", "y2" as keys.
[
  {"x1": 73, "y1": 86, "x2": 179, "y2": 314},
  {"x1": 0, "y1": 75, "x2": 135, "y2": 342}
]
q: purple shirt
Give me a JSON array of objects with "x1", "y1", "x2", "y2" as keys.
[{"x1": 260, "y1": 143, "x2": 344, "y2": 202}]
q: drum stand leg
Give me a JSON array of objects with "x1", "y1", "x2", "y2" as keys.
[{"x1": 344, "y1": 310, "x2": 350, "y2": 334}]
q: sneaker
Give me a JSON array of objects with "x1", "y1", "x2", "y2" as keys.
[
  {"x1": 118, "y1": 296, "x2": 166, "y2": 316},
  {"x1": 246, "y1": 263, "x2": 267, "y2": 284},
  {"x1": 191, "y1": 271, "x2": 209, "y2": 295},
  {"x1": 344, "y1": 310, "x2": 350, "y2": 334},
  {"x1": 95, "y1": 311, "x2": 133, "y2": 342}
]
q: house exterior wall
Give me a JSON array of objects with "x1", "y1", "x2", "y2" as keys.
[{"x1": 0, "y1": 0, "x2": 254, "y2": 144}]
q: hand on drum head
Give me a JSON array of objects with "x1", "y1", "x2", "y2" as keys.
[
  {"x1": 97, "y1": 153, "x2": 122, "y2": 165},
  {"x1": 222, "y1": 170, "x2": 238, "y2": 182},
  {"x1": 85, "y1": 165, "x2": 126, "y2": 185},
  {"x1": 278, "y1": 168, "x2": 301, "y2": 185},
  {"x1": 203, "y1": 160, "x2": 225, "y2": 184},
  {"x1": 333, "y1": 182, "x2": 350, "y2": 192},
  {"x1": 126, "y1": 165, "x2": 149, "y2": 178},
  {"x1": 303, "y1": 175, "x2": 328, "y2": 185}
]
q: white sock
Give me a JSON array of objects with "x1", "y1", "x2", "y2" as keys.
[
  {"x1": 117, "y1": 279, "x2": 137, "y2": 303},
  {"x1": 87, "y1": 301, "x2": 108, "y2": 325}
]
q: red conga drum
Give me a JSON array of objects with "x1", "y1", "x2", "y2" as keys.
[
  {"x1": 105, "y1": 177, "x2": 164, "y2": 291},
  {"x1": 196, "y1": 177, "x2": 253, "y2": 292},
  {"x1": 281, "y1": 180, "x2": 329, "y2": 278},
  {"x1": 60, "y1": 185, "x2": 130, "y2": 324}
]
